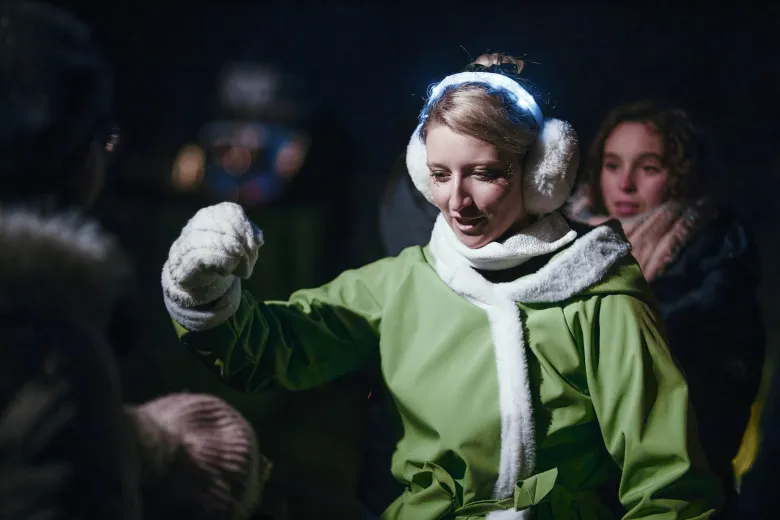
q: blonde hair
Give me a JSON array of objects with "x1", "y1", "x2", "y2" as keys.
[{"x1": 420, "y1": 53, "x2": 540, "y2": 158}]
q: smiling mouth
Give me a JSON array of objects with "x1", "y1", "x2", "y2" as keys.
[{"x1": 452, "y1": 216, "x2": 486, "y2": 233}]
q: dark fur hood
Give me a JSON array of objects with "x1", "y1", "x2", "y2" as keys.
[
  {"x1": 0, "y1": 206, "x2": 131, "y2": 332},
  {"x1": 0, "y1": 208, "x2": 141, "y2": 520}
]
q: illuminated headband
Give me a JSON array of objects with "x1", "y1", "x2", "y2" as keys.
[{"x1": 406, "y1": 71, "x2": 579, "y2": 215}]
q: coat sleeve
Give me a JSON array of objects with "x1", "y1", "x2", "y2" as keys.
[
  {"x1": 173, "y1": 255, "x2": 407, "y2": 393},
  {"x1": 585, "y1": 294, "x2": 724, "y2": 519}
]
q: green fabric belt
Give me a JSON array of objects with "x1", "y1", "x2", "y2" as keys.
[{"x1": 409, "y1": 462, "x2": 607, "y2": 520}]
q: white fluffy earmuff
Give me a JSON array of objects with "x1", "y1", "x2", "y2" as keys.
[{"x1": 405, "y1": 71, "x2": 579, "y2": 216}]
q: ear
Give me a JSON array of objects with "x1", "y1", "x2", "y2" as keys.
[
  {"x1": 405, "y1": 124, "x2": 435, "y2": 205},
  {"x1": 523, "y1": 119, "x2": 579, "y2": 215}
]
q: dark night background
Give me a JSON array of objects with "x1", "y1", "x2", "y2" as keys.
[
  {"x1": 58, "y1": 0, "x2": 778, "y2": 329},
  {"x1": 43, "y1": 2, "x2": 780, "y2": 516}
]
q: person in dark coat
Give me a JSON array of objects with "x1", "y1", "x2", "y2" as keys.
[
  {"x1": 566, "y1": 99, "x2": 765, "y2": 519},
  {"x1": 0, "y1": 3, "x2": 270, "y2": 518},
  {"x1": 0, "y1": 206, "x2": 269, "y2": 520},
  {"x1": 0, "y1": 0, "x2": 138, "y2": 352}
]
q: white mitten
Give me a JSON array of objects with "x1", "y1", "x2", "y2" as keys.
[{"x1": 161, "y1": 202, "x2": 263, "y2": 331}]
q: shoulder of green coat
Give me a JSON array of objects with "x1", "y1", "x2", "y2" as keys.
[{"x1": 580, "y1": 255, "x2": 656, "y2": 306}]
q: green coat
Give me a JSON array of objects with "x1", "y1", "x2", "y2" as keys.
[{"x1": 174, "y1": 221, "x2": 722, "y2": 519}]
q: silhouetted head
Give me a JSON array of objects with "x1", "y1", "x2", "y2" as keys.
[{"x1": 0, "y1": 1, "x2": 116, "y2": 210}]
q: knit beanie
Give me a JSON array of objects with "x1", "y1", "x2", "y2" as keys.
[{"x1": 127, "y1": 393, "x2": 271, "y2": 520}]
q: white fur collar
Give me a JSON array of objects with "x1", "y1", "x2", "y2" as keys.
[
  {"x1": 428, "y1": 218, "x2": 631, "y2": 519},
  {"x1": 431, "y1": 212, "x2": 577, "y2": 272},
  {"x1": 430, "y1": 215, "x2": 631, "y2": 305}
]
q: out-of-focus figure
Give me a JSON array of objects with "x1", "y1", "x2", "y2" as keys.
[
  {"x1": 0, "y1": 208, "x2": 140, "y2": 519},
  {"x1": 567, "y1": 99, "x2": 766, "y2": 519},
  {"x1": 0, "y1": 207, "x2": 270, "y2": 520},
  {"x1": 0, "y1": 0, "x2": 116, "y2": 211},
  {"x1": 0, "y1": 3, "x2": 271, "y2": 518}
]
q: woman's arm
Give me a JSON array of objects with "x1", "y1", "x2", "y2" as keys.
[
  {"x1": 160, "y1": 202, "x2": 409, "y2": 394},
  {"x1": 586, "y1": 294, "x2": 724, "y2": 519},
  {"x1": 173, "y1": 255, "x2": 408, "y2": 393}
]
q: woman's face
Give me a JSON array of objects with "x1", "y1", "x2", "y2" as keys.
[
  {"x1": 600, "y1": 122, "x2": 670, "y2": 218},
  {"x1": 426, "y1": 124, "x2": 528, "y2": 248}
]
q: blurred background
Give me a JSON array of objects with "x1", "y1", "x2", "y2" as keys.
[
  {"x1": 44, "y1": 1, "x2": 780, "y2": 517},
  {"x1": 55, "y1": 1, "x2": 779, "y2": 286}
]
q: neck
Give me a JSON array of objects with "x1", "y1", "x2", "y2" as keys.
[{"x1": 476, "y1": 250, "x2": 558, "y2": 283}]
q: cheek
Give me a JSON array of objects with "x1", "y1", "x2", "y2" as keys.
[
  {"x1": 429, "y1": 180, "x2": 449, "y2": 211},
  {"x1": 600, "y1": 170, "x2": 626, "y2": 199},
  {"x1": 640, "y1": 175, "x2": 670, "y2": 205},
  {"x1": 477, "y1": 179, "x2": 519, "y2": 219},
  {"x1": 599, "y1": 173, "x2": 614, "y2": 201}
]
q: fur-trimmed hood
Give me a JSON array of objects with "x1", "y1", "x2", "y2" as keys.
[
  {"x1": 0, "y1": 207, "x2": 266, "y2": 520},
  {"x1": 0, "y1": 207, "x2": 142, "y2": 519},
  {"x1": 0, "y1": 206, "x2": 131, "y2": 333}
]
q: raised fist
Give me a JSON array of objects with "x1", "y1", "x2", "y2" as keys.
[{"x1": 162, "y1": 202, "x2": 263, "y2": 330}]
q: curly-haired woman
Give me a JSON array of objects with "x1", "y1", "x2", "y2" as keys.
[{"x1": 567, "y1": 99, "x2": 766, "y2": 518}]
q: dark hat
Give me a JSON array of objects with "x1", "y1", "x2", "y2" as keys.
[{"x1": 0, "y1": 1, "x2": 113, "y2": 201}]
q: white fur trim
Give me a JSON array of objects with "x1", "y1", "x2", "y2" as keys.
[
  {"x1": 406, "y1": 125, "x2": 432, "y2": 204},
  {"x1": 0, "y1": 207, "x2": 120, "y2": 266},
  {"x1": 523, "y1": 119, "x2": 579, "y2": 216},
  {"x1": 405, "y1": 72, "x2": 579, "y2": 216},
  {"x1": 429, "y1": 219, "x2": 631, "y2": 517},
  {"x1": 435, "y1": 211, "x2": 577, "y2": 271},
  {"x1": 428, "y1": 72, "x2": 543, "y2": 127},
  {"x1": 488, "y1": 509, "x2": 529, "y2": 520},
  {"x1": 0, "y1": 206, "x2": 130, "y2": 325}
]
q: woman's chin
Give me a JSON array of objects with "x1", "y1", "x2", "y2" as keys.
[{"x1": 454, "y1": 230, "x2": 492, "y2": 249}]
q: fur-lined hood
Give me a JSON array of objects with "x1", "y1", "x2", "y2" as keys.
[
  {"x1": 0, "y1": 207, "x2": 141, "y2": 519},
  {"x1": 0, "y1": 206, "x2": 130, "y2": 331}
]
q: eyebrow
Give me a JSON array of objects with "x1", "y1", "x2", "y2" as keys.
[
  {"x1": 426, "y1": 160, "x2": 506, "y2": 169},
  {"x1": 603, "y1": 152, "x2": 663, "y2": 162},
  {"x1": 636, "y1": 152, "x2": 663, "y2": 162}
]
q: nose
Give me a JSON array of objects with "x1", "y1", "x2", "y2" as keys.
[
  {"x1": 448, "y1": 177, "x2": 473, "y2": 213},
  {"x1": 617, "y1": 169, "x2": 636, "y2": 193}
]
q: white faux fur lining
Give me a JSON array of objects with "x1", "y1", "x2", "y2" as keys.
[
  {"x1": 434, "y1": 212, "x2": 577, "y2": 271},
  {"x1": 429, "y1": 219, "x2": 631, "y2": 519},
  {"x1": 427, "y1": 72, "x2": 544, "y2": 127}
]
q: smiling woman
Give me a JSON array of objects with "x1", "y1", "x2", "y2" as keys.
[
  {"x1": 161, "y1": 55, "x2": 724, "y2": 519},
  {"x1": 425, "y1": 125, "x2": 527, "y2": 248}
]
